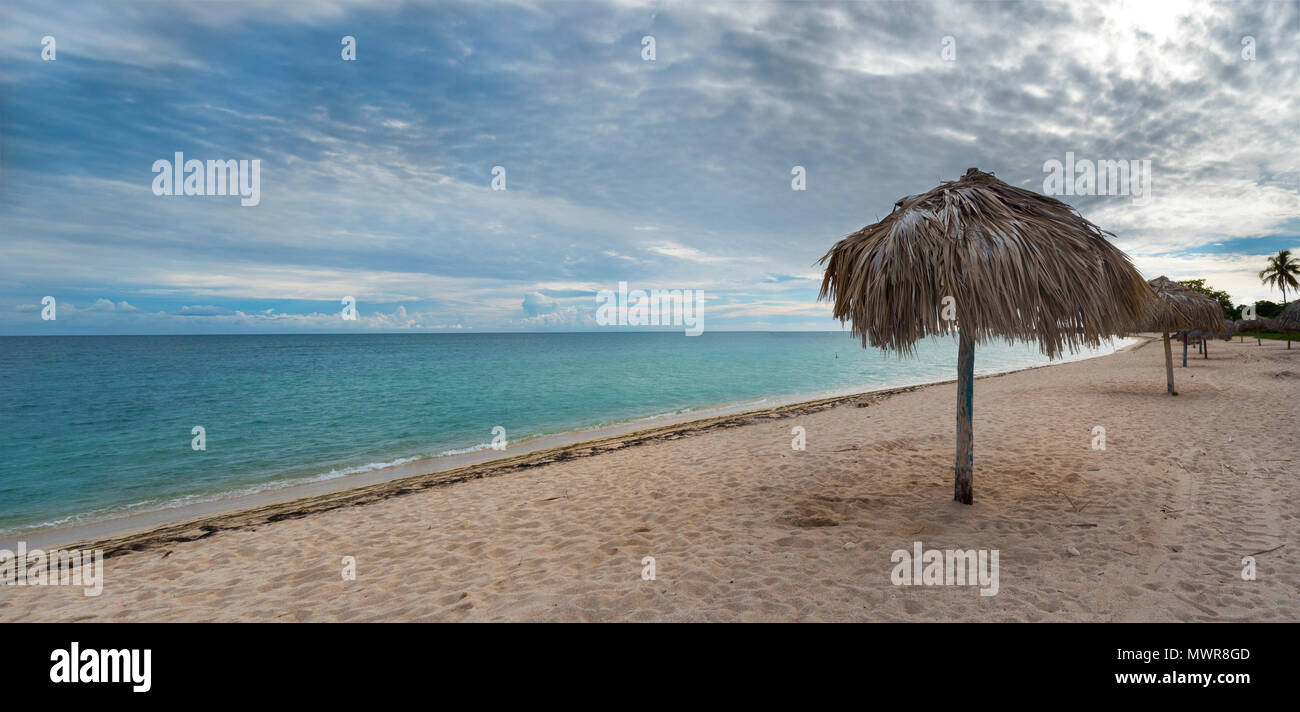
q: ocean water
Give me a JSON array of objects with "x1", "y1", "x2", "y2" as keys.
[{"x1": 0, "y1": 332, "x2": 1126, "y2": 537}]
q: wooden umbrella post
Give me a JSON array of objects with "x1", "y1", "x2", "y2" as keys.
[
  {"x1": 1182, "y1": 333, "x2": 1188, "y2": 367},
  {"x1": 954, "y1": 329, "x2": 975, "y2": 504},
  {"x1": 1163, "y1": 332, "x2": 1177, "y2": 395}
]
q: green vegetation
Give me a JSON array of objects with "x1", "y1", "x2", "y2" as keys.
[
  {"x1": 1175, "y1": 251, "x2": 1298, "y2": 325},
  {"x1": 1177, "y1": 278, "x2": 1235, "y2": 319},
  {"x1": 1234, "y1": 299, "x2": 1283, "y2": 319},
  {"x1": 1259, "y1": 249, "x2": 1299, "y2": 304},
  {"x1": 1195, "y1": 250, "x2": 1298, "y2": 348},
  {"x1": 1251, "y1": 331, "x2": 1292, "y2": 341}
]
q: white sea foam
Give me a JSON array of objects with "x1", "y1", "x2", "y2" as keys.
[
  {"x1": 436, "y1": 442, "x2": 497, "y2": 456},
  {"x1": 2, "y1": 455, "x2": 423, "y2": 538}
]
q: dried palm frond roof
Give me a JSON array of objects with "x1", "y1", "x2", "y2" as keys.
[
  {"x1": 818, "y1": 168, "x2": 1151, "y2": 358},
  {"x1": 1138, "y1": 276, "x2": 1226, "y2": 333},
  {"x1": 1234, "y1": 318, "x2": 1277, "y2": 332},
  {"x1": 1275, "y1": 301, "x2": 1300, "y2": 330},
  {"x1": 1183, "y1": 318, "x2": 1233, "y2": 339}
]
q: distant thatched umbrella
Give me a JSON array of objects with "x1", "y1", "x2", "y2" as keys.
[
  {"x1": 1275, "y1": 302, "x2": 1299, "y2": 349},
  {"x1": 1138, "y1": 277, "x2": 1224, "y2": 393},
  {"x1": 1181, "y1": 317, "x2": 1233, "y2": 359},
  {"x1": 1235, "y1": 317, "x2": 1276, "y2": 345},
  {"x1": 818, "y1": 168, "x2": 1150, "y2": 504},
  {"x1": 1184, "y1": 321, "x2": 1232, "y2": 341},
  {"x1": 1211, "y1": 318, "x2": 1234, "y2": 339}
]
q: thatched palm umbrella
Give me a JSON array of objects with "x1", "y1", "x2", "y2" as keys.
[
  {"x1": 818, "y1": 168, "x2": 1150, "y2": 504},
  {"x1": 1235, "y1": 318, "x2": 1274, "y2": 345},
  {"x1": 1183, "y1": 318, "x2": 1233, "y2": 359},
  {"x1": 1139, "y1": 277, "x2": 1224, "y2": 393},
  {"x1": 1205, "y1": 318, "x2": 1229, "y2": 348},
  {"x1": 1275, "y1": 302, "x2": 1299, "y2": 349}
]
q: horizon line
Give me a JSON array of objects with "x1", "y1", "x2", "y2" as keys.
[{"x1": 0, "y1": 328, "x2": 854, "y2": 337}]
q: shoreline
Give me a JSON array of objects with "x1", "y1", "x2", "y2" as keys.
[
  {"x1": 8, "y1": 336, "x2": 1146, "y2": 555},
  {"x1": 7, "y1": 333, "x2": 1296, "y2": 622}
]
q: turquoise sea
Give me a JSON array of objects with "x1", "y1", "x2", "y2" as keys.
[{"x1": 0, "y1": 332, "x2": 1126, "y2": 537}]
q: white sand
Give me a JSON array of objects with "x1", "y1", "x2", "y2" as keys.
[{"x1": 3, "y1": 335, "x2": 1296, "y2": 621}]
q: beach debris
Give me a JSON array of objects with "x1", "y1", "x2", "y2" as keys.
[
  {"x1": 1066, "y1": 546, "x2": 1080, "y2": 556},
  {"x1": 843, "y1": 541, "x2": 857, "y2": 549},
  {"x1": 1246, "y1": 543, "x2": 1285, "y2": 557},
  {"x1": 1052, "y1": 489, "x2": 1087, "y2": 512},
  {"x1": 790, "y1": 516, "x2": 837, "y2": 528}
]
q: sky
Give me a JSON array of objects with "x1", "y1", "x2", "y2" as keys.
[{"x1": 1, "y1": 0, "x2": 1298, "y2": 334}]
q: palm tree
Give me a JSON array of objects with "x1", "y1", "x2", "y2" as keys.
[
  {"x1": 819, "y1": 168, "x2": 1151, "y2": 504},
  {"x1": 1259, "y1": 249, "x2": 1300, "y2": 305}
]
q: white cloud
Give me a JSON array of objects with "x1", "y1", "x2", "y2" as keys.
[{"x1": 1, "y1": 0, "x2": 1296, "y2": 333}]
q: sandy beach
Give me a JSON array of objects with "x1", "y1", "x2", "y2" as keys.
[{"x1": 3, "y1": 335, "x2": 1296, "y2": 622}]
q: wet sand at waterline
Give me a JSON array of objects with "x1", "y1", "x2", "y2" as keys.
[{"x1": 4, "y1": 335, "x2": 1296, "y2": 621}]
